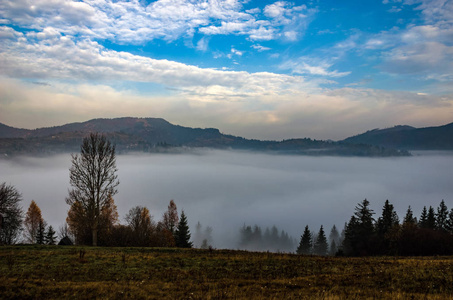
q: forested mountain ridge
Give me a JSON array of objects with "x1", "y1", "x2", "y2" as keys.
[
  {"x1": 0, "y1": 117, "x2": 409, "y2": 157},
  {"x1": 343, "y1": 122, "x2": 453, "y2": 150}
]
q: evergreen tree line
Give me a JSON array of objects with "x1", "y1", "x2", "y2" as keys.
[
  {"x1": 239, "y1": 224, "x2": 296, "y2": 252},
  {"x1": 193, "y1": 222, "x2": 214, "y2": 249},
  {"x1": 297, "y1": 199, "x2": 453, "y2": 256},
  {"x1": 297, "y1": 225, "x2": 337, "y2": 256}
]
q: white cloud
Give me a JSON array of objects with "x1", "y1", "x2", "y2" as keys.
[
  {"x1": 0, "y1": 26, "x2": 23, "y2": 39},
  {"x1": 388, "y1": 6, "x2": 402, "y2": 13},
  {"x1": 381, "y1": 41, "x2": 453, "y2": 77},
  {"x1": 280, "y1": 57, "x2": 351, "y2": 78},
  {"x1": 230, "y1": 48, "x2": 243, "y2": 56},
  {"x1": 367, "y1": 0, "x2": 453, "y2": 81},
  {"x1": 0, "y1": 28, "x2": 319, "y2": 98},
  {"x1": 196, "y1": 37, "x2": 209, "y2": 51},
  {"x1": 251, "y1": 44, "x2": 271, "y2": 52},
  {"x1": 375, "y1": 25, "x2": 453, "y2": 79},
  {"x1": 0, "y1": 0, "x2": 316, "y2": 44}
]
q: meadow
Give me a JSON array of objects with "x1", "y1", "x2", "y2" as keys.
[{"x1": 1, "y1": 245, "x2": 452, "y2": 299}]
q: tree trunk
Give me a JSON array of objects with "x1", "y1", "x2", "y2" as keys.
[
  {"x1": 92, "y1": 227, "x2": 98, "y2": 246},
  {"x1": 93, "y1": 202, "x2": 99, "y2": 246}
]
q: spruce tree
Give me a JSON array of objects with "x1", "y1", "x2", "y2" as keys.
[
  {"x1": 313, "y1": 225, "x2": 328, "y2": 256},
  {"x1": 446, "y1": 208, "x2": 453, "y2": 234},
  {"x1": 297, "y1": 225, "x2": 312, "y2": 255},
  {"x1": 376, "y1": 200, "x2": 399, "y2": 235},
  {"x1": 376, "y1": 200, "x2": 399, "y2": 254},
  {"x1": 329, "y1": 225, "x2": 340, "y2": 246},
  {"x1": 45, "y1": 225, "x2": 57, "y2": 245},
  {"x1": 354, "y1": 199, "x2": 375, "y2": 233},
  {"x1": 403, "y1": 206, "x2": 417, "y2": 225},
  {"x1": 329, "y1": 240, "x2": 337, "y2": 256},
  {"x1": 175, "y1": 210, "x2": 192, "y2": 248},
  {"x1": 427, "y1": 206, "x2": 436, "y2": 229},
  {"x1": 419, "y1": 206, "x2": 428, "y2": 228},
  {"x1": 343, "y1": 199, "x2": 375, "y2": 256},
  {"x1": 436, "y1": 200, "x2": 449, "y2": 232},
  {"x1": 36, "y1": 219, "x2": 47, "y2": 245},
  {"x1": 194, "y1": 222, "x2": 203, "y2": 248}
]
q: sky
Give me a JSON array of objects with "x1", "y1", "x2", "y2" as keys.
[{"x1": 0, "y1": 0, "x2": 452, "y2": 140}]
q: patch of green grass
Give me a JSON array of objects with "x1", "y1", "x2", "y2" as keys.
[{"x1": 1, "y1": 246, "x2": 453, "y2": 299}]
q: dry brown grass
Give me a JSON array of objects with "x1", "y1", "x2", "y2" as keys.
[{"x1": 1, "y1": 245, "x2": 452, "y2": 299}]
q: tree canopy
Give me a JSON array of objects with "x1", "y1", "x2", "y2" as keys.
[
  {"x1": 66, "y1": 133, "x2": 119, "y2": 246},
  {"x1": 0, "y1": 183, "x2": 23, "y2": 245}
]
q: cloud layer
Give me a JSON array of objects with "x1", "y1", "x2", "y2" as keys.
[{"x1": 0, "y1": 0, "x2": 315, "y2": 43}]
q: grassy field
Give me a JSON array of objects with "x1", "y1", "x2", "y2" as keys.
[{"x1": 1, "y1": 246, "x2": 452, "y2": 299}]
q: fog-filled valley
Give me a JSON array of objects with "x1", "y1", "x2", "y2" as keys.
[{"x1": 1, "y1": 150, "x2": 452, "y2": 250}]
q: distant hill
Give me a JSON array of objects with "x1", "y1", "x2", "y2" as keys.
[
  {"x1": 0, "y1": 117, "x2": 410, "y2": 157},
  {"x1": 343, "y1": 123, "x2": 453, "y2": 150}
]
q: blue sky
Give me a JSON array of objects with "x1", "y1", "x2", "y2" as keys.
[{"x1": 0, "y1": 0, "x2": 452, "y2": 140}]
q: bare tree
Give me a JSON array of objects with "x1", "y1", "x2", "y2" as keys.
[
  {"x1": 0, "y1": 183, "x2": 23, "y2": 245},
  {"x1": 126, "y1": 206, "x2": 155, "y2": 246},
  {"x1": 156, "y1": 200, "x2": 179, "y2": 247},
  {"x1": 161, "y1": 200, "x2": 179, "y2": 235},
  {"x1": 58, "y1": 222, "x2": 74, "y2": 244},
  {"x1": 66, "y1": 133, "x2": 119, "y2": 246}
]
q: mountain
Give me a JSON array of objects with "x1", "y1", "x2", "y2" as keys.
[
  {"x1": 0, "y1": 117, "x2": 409, "y2": 157},
  {"x1": 343, "y1": 123, "x2": 453, "y2": 150},
  {"x1": 0, "y1": 123, "x2": 30, "y2": 138}
]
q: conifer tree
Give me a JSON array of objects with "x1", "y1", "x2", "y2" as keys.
[
  {"x1": 239, "y1": 225, "x2": 253, "y2": 249},
  {"x1": 446, "y1": 208, "x2": 453, "y2": 234},
  {"x1": 297, "y1": 225, "x2": 312, "y2": 255},
  {"x1": 376, "y1": 200, "x2": 400, "y2": 254},
  {"x1": 329, "y1": 240, "x2": 337, "y2": 256},
  {"x1": 329, "y1": 224, "x2": 340, "y2": 246},
  {"x1": 376, "y1": 200, "x2": 399, "y2": 235},
  {"x1": 45, "y1": 225, "x2": 57, "y2": 245},
  {"x1": 354, "y1": 199, "x2": 375, "y2": 233},
  {"x1": 175, "y1": 210, "x2": 192, "y2": 248},
  {"x1": 427, "y1": 206, "x2": 436, "y2": 229},
  {"x1": 419, "y1": 206, "x2": 428, "y2": 228},
  {"x1": 403, "y1": 206, "x2": 417, "y2": 225},
  {"x1": 194, "y1": 221, "x2": 203, "y2": 248},
  {"x1": 313, "y1": 225, "x2": 328, "y2": 256},
  {"x1": 343, "y1": 199, "x2": 375, "y2": 256},
  {"x1": 436, "y1": 200, "x2": 449, "y2": 232},
  {"x1": 36, "y1": 219, "x2": 47, "y2": 245},
  {"x1": 204, "y1": 226, "x2": 213, "y2": 248}
]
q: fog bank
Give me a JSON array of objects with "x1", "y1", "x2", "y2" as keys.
[{"x1": 1, "y1": 150, "x2": 452, "y2": 249}]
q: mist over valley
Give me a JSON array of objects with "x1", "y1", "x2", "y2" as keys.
[{"x1": 1, "y1": 149, "x2": 451, "y2": 250}]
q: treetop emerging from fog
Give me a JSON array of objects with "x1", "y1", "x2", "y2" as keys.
[{"x1": 66, "y1": 133, "x2": 119, "y2": 247}]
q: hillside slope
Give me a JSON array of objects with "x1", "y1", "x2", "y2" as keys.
[
  {"x1": 0, "y1": 117, "x2": 409, "y2": 157},
  {"x1": 343, "y1": 123, "x2": 453, "y2": 150}
]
